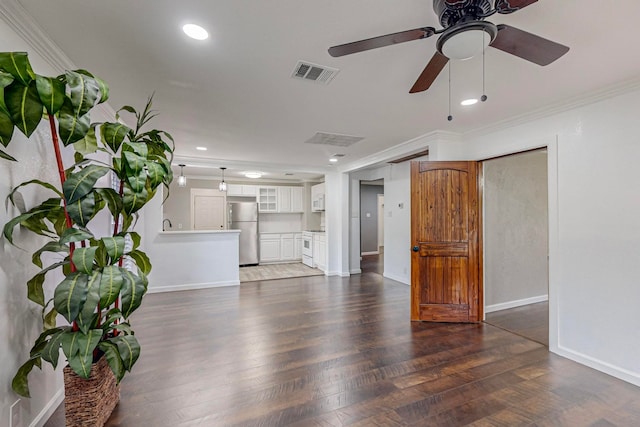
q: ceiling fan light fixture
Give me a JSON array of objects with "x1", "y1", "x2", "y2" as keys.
[
  {"x1": 182, "y1": 24, "x2": 208, "y2": 40},
  {"x1": 461, "y1": 98, "x2": 479, "y2": 106},
  {"x1": 437, "y1": 21, "x2": 497, "y2": 60}
]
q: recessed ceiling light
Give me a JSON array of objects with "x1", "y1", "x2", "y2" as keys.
[
  {"x1": 195, "y1": 146, "x2": 207, "y2": 151},
  {"x1": 183, "y1": 24, "x2": 208, "y2": 40},
  {"x1": 329, "y1": 158, "x2": 338, "y2": 163},
  {"x1": 461, "y1": 98, "x2": 478, "y2": 106},
  {"x1": 244, "y1": 171, "x2": 263, "y2": 179}
]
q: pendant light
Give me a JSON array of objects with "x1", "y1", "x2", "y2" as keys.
[
  {"x1": 177, "y1": 164, "x2": 187, "y2": 187},
  {"x1": 219, "y1": 167, "x2": 227, "y2": 192}
]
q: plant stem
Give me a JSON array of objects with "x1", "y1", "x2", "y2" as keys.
[{"x1": 48, "y1": 114, "x2": 76, "y2": 273}]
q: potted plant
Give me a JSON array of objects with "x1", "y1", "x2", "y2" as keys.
[{"x1": 0, "y1": 51, "x2": 173, "y2": 426}]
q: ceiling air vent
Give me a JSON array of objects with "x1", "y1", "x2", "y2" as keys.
[
  {"x1": 291, "y1": 61, "x2": 339, "y2": 85},
  {"x1": 304, "y1": 132, "x2": 364, "y2": 147}
]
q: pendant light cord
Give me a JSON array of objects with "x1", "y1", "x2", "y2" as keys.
[{"x1": 447, "y1": 61, "x2": 453, "y2": 121}]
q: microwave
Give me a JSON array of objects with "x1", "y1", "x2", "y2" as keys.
[{"x1": 312, "y1": 194, "x2": 325, "y2": 211}]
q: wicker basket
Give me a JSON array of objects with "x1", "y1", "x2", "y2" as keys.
[{"x1": 63, "y1": 356, "x2": 120, "y2": 427}]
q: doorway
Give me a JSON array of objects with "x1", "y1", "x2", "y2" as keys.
[
  {"x1": 360, "y1": 179, "x2": 384, "y2": 275},
  {"x1": 482, "y1": 149, "x2": 549, "y2": 345}
]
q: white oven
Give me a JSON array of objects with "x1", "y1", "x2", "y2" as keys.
[{"x1": 302, "y1": 231, "x2": 313, "y2": 266}]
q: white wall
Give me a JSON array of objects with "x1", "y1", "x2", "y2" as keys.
[
  {"x1": 455, "y1": 87, "x2": 640, "y2": 386},
  {"x1": 325, "y1": 172, "x2": 350, "y2": 276},
  {"x1": 484, "y1": 150, "x2": 549, "y2": 312}
]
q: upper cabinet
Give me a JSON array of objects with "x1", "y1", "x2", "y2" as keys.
[
  {"x1": 258, "y1": 186, "x2": 304, "y2": 213},
  {"x1": 227, "y1": 184, "x2": 257, "y2": 197},
  {"x1": 311, "y1": 183, "x2": 325, "y2": 212}
]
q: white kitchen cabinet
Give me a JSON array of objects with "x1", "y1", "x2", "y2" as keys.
[
  {"x1": 259, "y1": 232, "x2": 302, "y2": 263},
  {"x1": 227, "y1": 184, "x2": 257, "y2": 197},
  {"x1": 311, "y1": 183, "x2": 325, "y2": 212},
  {"x1": 259, "y1": 234, "x2": 281, "y2": 262},
  {"x1": 277, "y1": 187, "x2": 292, "y2": 212},
  {"x1": 312, "y1": 233, "x2": 326, "y2": 272},
  {"x1": 291, "y1": 187, "x2": 304, "y2": 212},
  {"x1": 257, "y1": 187, "x2": 277, "y2": 212}
]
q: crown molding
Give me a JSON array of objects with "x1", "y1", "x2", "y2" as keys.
[
  {"x1": 172, "y1": 154, "x2": 328, "y2": 176},
  {"x1": 0, "y1": 0, "x2": 117, "y2": 120},
  {"x1": 466, "y1": 77, "x2": 640, "y2": 138}
]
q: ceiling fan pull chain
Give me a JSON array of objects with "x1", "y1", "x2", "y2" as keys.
[
  {"x1": 447, "y1": 61, "x2": 453, "y2": 121},
  {"x1": 481, "y1": 39, "x2": 488, "y2": 102}
]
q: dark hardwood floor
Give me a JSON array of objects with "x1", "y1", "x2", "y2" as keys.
[
  {"x1": 361, "y1": 252, "x2": 383, "y2": 275},
  {"x1": 45, "y1": 275, "x2": 640, "y2": 426},
  {"x1": 485, "y1": 302, "x2": 549, "y2": 346}
]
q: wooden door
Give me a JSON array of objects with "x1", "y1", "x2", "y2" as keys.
[
  {"x1": 191, "y1": 189, "x2": 226, "y2": 230},
  {"x1": 410, "y1": 161, "x2": 482, "y2": 323}
]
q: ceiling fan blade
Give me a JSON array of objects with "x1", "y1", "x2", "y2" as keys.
[
  {"x1": 328, "y1": 27, "x2": 436, "y2": 57},
  {"x1": 490, "y1": 24, "x2": 569, "y2": 66},
  {"x1": 409, "y1": 52, "x2": 449, "y2": 93},
  {"x1": 495, "y1": 0, "x2": 538, "y2": 14}
]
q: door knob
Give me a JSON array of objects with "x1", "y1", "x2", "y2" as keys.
[{"x1": 412, "y1": 246, "x2": 419, "y2": 252}]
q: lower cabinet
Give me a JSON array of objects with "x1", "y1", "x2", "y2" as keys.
[
  {"x1": 312, "y1": 233, "x2": 326, "y2": 272},
  {"x1": 259, "y1": 233, "x2": 302, "y2": 263}
]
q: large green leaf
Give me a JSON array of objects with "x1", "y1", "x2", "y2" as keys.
[
  {"x1": 100, "y1": 122, "x2": 130, "y2": 153},
  {"x1": 145, "y1": 161, "x2": 166, "y2": 189},
  {"x1": 97, "y1": 341, "x2": 124, "y2": 381},
  {"x1": 0, "y1": 52, "x2": 35, "y2": 85},
  {"x1": 41, "y1": 329, "x2": 66, "y2": 368},
  {"x1": 71, "y1": 246, "x2": 97, "y2": 275},
  {"x1": 128, "y1": 249, "x2": 152, "y2": 275},
  {"x1": 111, "y1": 334, "x2": 140, "y2": 372},
  {"x1": 65, "y1": 70, "x2": 100, "y2": 118},
  {"x1": 26, "y1": 261, "x2": 67, "y2": 306},
  {"x1": 7, "y1": 179, "x2": 63, "y2": 208},
  {"x1": 62, "y1": 164, "x2": 109, "y2": 203},
  {"x1": 57, "y1": 98, "x2": 90, "y2": 145},
  {"x1": 0, "y1": 70, "x2": 15, "y2": 113},
  {"x1": 11, "y1": 357, "x2": 40, "y2": 397},
  {"x1": 122, "y1": 184, "x2": 148, "y2": 215},
  {"x1": 73, "y1": 125, "x2": 97, "y2": 154},
  {"x1": 126, "y1": 231, "x2": 141, "y2": 251},
  {"x1": 77, "y1": 271, "x2": 101, "y2": 334},
  {"x1": 5, "y1": 80, "x2": 43, "y2": 137},
  {"x1": 101, "y1": 236, "x2": 125, "y2": 261},
  {"x1": 74, "y1": 69, "x2": 109, "y2": 103},
  {"x1": 123, "y1": 141, "x2": 148, "y2": 158},
  {"x1": 0, "y1": 112, "x2": 14, "y2": 149},
  {"x1": 99, "y1": 265, "x2": 123, "y2": 307},
  {"x1": 60, "y1": 227, "x2": 94, "y2": 244},
  {"x1": 67, "y1": 329, "x2": 103, "y2": 379},
  {"x1": 54, "y1": 271, "x2": 89, "y2": 323},
  {"x1": 3, "y1": 203, "x2": 58, "y2": 245},
  {"x1": 66, "y1": 192, "x2": 97, "y2": 227},
  {"x1": 120, "y1": 268, "x2": 146, "y2": 318},
  {"x1": 32, "y1": 241, "x2": 69, "y2": 268},
  {"x1": 35, "y1": 74, "x2": 65, "y2": 115},
  {"x1": 95, "y1": 188, "x2": 123, "y2": 219},
  {"x1": 43, "y1": 307, "x2": 58, "y2": 330}
]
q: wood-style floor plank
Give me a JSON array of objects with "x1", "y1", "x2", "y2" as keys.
[
  {"x1": 485, "y1": 301, "x2": 549, "y2": 346},
  {"x1": 44, "y1": 274, "x2": 640, "y2": 426}
]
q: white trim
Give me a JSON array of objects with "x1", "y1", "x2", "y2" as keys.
[
  {"x1": 485, "y1": 294, "x2": 548, "y2": 314},
  {"x1": 148, "y1": 280, "x2": 239, "y2": 293},
  {"x1": 349, "y1": 268, "x2": 362, "y2": 275},
  {"x1": 361, "y1": 251, "x2": 379, "y2": 256},
  {"x1": 554, "y1": 346, "x2": 640, "y2": 388},
  {"x1": 327, "y1": 270, "x2": 350, "y2": 277},
  {"x1": 383, "y1": 272, "x2": 409, "y2": 285},
  {"x1": 31, "y1": 388, "x2": 64, "y2": 427}
]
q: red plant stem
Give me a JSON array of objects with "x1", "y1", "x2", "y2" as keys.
[{"x1": 49, "y1": 114, "x2": 79, "y2": 332}]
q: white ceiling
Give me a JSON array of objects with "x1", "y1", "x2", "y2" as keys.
[{"x1": 13, "y1": 0, "x2": 640, "y2": 180}]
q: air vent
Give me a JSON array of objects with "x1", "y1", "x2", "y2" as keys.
[
  {"x1": 304, "y1": 132, "x2": 364, "y2": 147},
  {"x1": 291, "y1": 61, "x2": 339, "y2": 85}
]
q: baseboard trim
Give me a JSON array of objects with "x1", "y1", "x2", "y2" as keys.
[
  {"x1": 383, "y1": 272, "x2": 409, "y2": 285},
  {"x1": 554, "y1": 345, "x2": 640, "y2": 388},
  {"x1": 327, "y1": 270, "x2": 350, "y2": 277},
  {"x1": 485, "y1": 294, "x2": 548, "y2": 313},
  {"x1": 350, "y1": 268, "x2": 362, "y2": 275},
  {"x1": 148, "y1": 280, "x2": 240, "y2": 293},
  {"x1": 33, "y1": 387, "x2": 64, "y2": 427},
  {"x1": 361, "y1": 251, "x2": 379, "y2": 256}
]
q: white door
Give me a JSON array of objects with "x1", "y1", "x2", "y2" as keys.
[{"x1": 191, "y1": 188, "x2": 226, "y2": 230}]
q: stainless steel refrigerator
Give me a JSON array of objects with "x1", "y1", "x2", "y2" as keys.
[{"x1": 228, "y1": 202, "x2": 259, "y2": 266}]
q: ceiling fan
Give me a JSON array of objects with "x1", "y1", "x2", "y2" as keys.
[{"x1": 328, "y1": 0, "x2": 569, "y2": 93}]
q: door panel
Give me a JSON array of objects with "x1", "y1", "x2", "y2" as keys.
[{"x1": 411, "y1": 161, "x2": 482, "y2": 323}]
